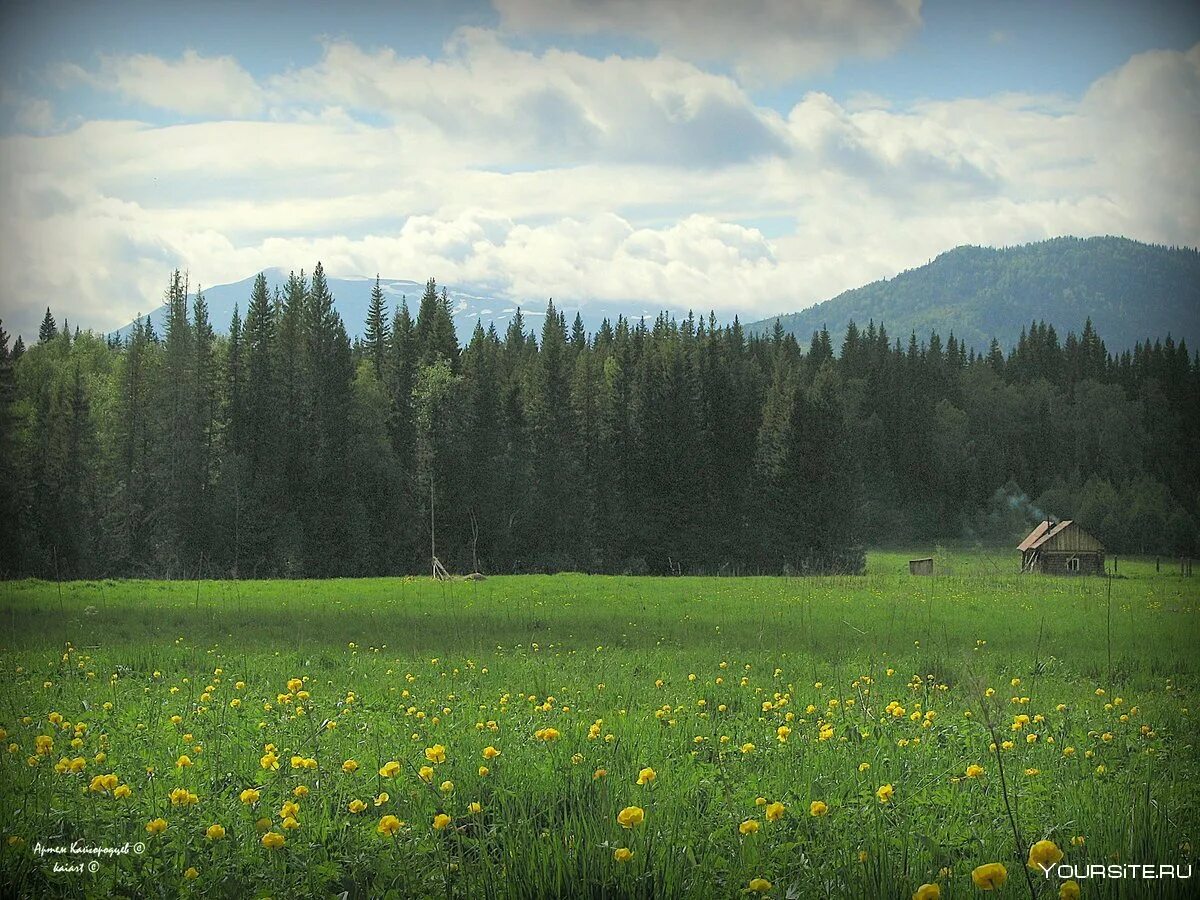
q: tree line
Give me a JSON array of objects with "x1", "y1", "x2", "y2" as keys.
[{"x1": 1, "y1": 264, "x2": 1197, "y2": 579}]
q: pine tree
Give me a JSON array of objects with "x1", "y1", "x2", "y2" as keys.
[
  {"x1": 298, "y1": 262, "x2": 356, "y2": 575},
  {"x1": 752, "y1": 341, "x2": 798, "y2": 568},
  {"x1": 526, "y1": 300, "x2": 577, "y2": 566},
  {"x1": 0, "y1": 320, "x2": 19, "y2": 573},
  {"x1": 460, "y1": 322, "x2": 504, "y2": 572},
  {"x1": 39, "y1": 308, "x2": 58, "y2": 344},
  {"x1": 243, "y1": 272, "x2": 278, "y2": 484},
  {"x1": 107, "y1": 316, "x2": 159, "y2": 572},
  {"x1": 161, "y1": 270, "x2": 196, "y2": 571},
  {"x1": 364, "y1": 275, "x2": 390, "y2": 378},
  {"x1": 413, "y1": 279, "x2": 459, "y2": 367},
  {"x1": 570, "y1": 312, "x2": 587, "y2": 354},
  {"x1": 191, "y1": 288, "x2": 217, "y2": 564}
]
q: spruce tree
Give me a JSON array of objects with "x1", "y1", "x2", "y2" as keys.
[
  {"x1": 364, "y1": 275, "x2": 390, "y2": 378},
  {"x1": 161, "y1": 270, "x2": 196, "y2": 571},
  {"x1": 38, "y1": 308, "x2": 58, "y2": 344}
]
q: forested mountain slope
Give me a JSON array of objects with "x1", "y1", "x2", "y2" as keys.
[{"x1": 748, "y1": 237, "x2": 1200, "y2": 351}]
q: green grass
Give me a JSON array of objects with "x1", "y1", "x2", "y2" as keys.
[{"x1": 0, "y1": 552, "x2": 1197, "y2": 898}]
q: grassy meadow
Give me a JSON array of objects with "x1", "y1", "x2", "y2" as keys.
[{"x1": 0, "y1": 551, "x2": 1197, "y2": 898}]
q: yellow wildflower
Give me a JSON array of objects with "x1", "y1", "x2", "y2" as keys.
[
  {"x1": 261, "y1": 831, "x2": 285, "y2": 850},
  {"x1": 617, "y1": 806, "x2": 645, "y2": 829},
  {"x1": 1028, "y1": 840, "x2": 1064, "y2": 870},
  {"x1": 377, "y1": 815, "x2": 402, "y2": 836},
  {"x1": 971, "y1": 863, "x2": 1007, "y2": 890}
]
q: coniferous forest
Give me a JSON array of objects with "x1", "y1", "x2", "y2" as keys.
[{"x1": 1, "y1": 264, "x2": 1197, "y2": 580}]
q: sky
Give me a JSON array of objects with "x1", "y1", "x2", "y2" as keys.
[{"x1": 1, "y1": 0, "x2": 1198, "y2": 342}]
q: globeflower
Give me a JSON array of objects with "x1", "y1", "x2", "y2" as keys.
[
  {"x1": 169, "y1": 788, "x2": 198, "y2": 806},
  {"x1": 971, "y1": 863, "x2": 1008, "y2": 890},
  {"x1": 613, "y1": 847, "x2": 634, "y2": 863},
  {"x1": 146, "y1": 818, "x2": 168, "y2": 834},
  {"x1": 637, "y1": 767, "x2": 656, "y2": 785},
  {"x1": 876, "y1": 784, "x2": 895, "y2": 804},
  {"x1": 913, "y1": 885, "x2": 940, "y2": 900},
  {"x1": 616, "y1": 806, "x2": 645, "y2": 829},
  {"x1": 1027, "y1": 840, "x2": 1064, "y2": 870},
  {"x1": 261, "y1": 831, "x2": 285, "y2": 850},
  {"x1": 1060, "y1": 881, "x2": 1081, "y2": 900},
  {"x1": 739, "y1": 818, "x2": 760, "y2": 835},
  {"x1": 260, "y1": 752, "x2": 279, "y2": 771},
  {"x1": 418, "y1": 765, "x2": 434, "y2": 783},
  {"x1": 748, "y1": 878, "x2": 772, "y2": 893},
  {"x1": 809, "y1": 800, "x2": 828, "y2": 817},
  {"x1": 348, "y1": 799, "x2": 367, "y2": 814},
  {"x1": 342, "y1": 759, "x2": 359, "y2": 774},
  {"x1": 176, "y1": 755, "x2": 192, "y2": 768},
  {"x1": 377, "y1": 815, "x2": 402, "y2": 836},
  {"x1": 765, "y1": 802, "x2": 785, "y2": 821},
  {"x1": 239, "y1": 788, "x2": 260, "y2": 805},
  {"x1": 205, "y1": 824, "x2": 225, "y2": 841},
  {"x1": 535, "y1": 727, "x2": 560, "y2": 742},
  {"x1": 379, "y1": 761, "x2": 401, "y2": 778},
  {"x1": 966, "y1": 764, "x2": 985, "y2": 778},
  {"x1": 424, "y1": 744, "x2": 446, "y2": 763},
  {"x1": 482, "y1": 746, "x2": 500, "y2": 760},
  {"x1": 432, "y1": 813, "x2": 452, "y2": 830},
  {"x1": 88, "y1": 773, "x2": 118, "y2": 794}
]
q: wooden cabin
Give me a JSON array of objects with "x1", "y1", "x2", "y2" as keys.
[{"x1": 1018, "y1": 520, "x2": 1105, "y2": 575}]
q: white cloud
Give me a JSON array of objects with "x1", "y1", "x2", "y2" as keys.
[
  {"x1": 1, "y1": 38, "x2": 1198, "y2": 342},
  {"x1": 268, "y1": 29, "x2": 791, "y2": 166},
  {"x1": 493, "y1": 0, "x2": 923, "y2": 82},
  {"x1": 59, "y1": 50, "x2": 264, "y2": 118},
  {"x1": 1078, "y1": 44, "x2": 1200, "y2": 241}
]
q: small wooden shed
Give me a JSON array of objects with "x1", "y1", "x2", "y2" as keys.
[
  {"x1": 909, "y1": 557, "x2": 934, "y2": 576},
  {"x1": 1018, "y1": 520, "x2": 1105, "y2": 575}
]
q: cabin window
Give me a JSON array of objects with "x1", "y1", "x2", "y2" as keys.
[{"x1": 1066, "y1": 556, "x2": 1080, "y2": 573}]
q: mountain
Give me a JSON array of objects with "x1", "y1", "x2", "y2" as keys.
[
  {"x1": 747, "y1": 236, "x2": 1200, "y2": 352},
  {"x1": 112, "y1": 270, "x2": 684, "y2": 343}
]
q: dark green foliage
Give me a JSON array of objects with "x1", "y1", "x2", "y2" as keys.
[
  {"x1": 364, "y1": 275, "x2": 389, "y2": 378},
  {"x1": 2, "y1": 277, "x2": 1197, "y2": 579},
  {"x1": 38, "y1": 308, "x2": 58, "y2": 344},
  {"x1": 749, "y1": 237, "x2": 1200, "y2": 352}
]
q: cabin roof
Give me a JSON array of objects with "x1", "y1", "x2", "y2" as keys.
[{"x1": 1018, "y1": 520, "x2": 1075, "y2": 552}]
